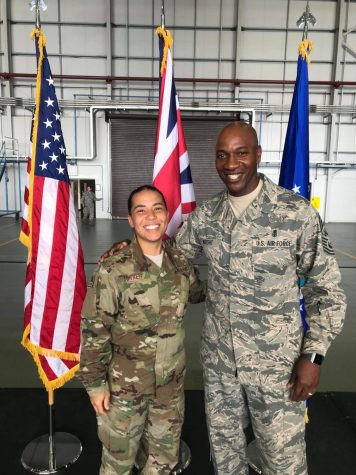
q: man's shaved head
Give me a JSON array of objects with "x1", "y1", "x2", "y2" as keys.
[{"x1": 216, "y1": 122, "x2": 259, "y2": 148}]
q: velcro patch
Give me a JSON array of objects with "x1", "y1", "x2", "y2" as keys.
[
  {"x1": 127, "y1": 273, "x2": 143, "y2": 282},
  {"x1": 253, "y1": 239, "x2": 291, "y2": 248}
]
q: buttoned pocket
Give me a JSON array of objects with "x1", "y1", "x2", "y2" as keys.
[{"x1": 119, "y1": 280, "x2": 158, "y2": 331}]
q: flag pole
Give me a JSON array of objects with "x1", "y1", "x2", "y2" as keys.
[
  {"x1": 156, "y1": 0, "x2": 192, "y2": 472},
  {"x1": 48, "y1": 389, "x2": 55, "y2": 471},
  {"x1": 161, "y1": 0, "x2": 165, "y2": 28},
  {"x1": 35, "y1": 0, "x2": 41, "y2": 29}
]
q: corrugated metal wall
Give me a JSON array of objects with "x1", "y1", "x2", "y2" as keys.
[{"x1": 110, "y1": 115, "x2": 235, "y2": 217}]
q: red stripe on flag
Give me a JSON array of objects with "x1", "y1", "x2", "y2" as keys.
[
  {"x1": 24, "y1": 187, "x2": 29, "y2": 205},
  {"x1": 182, "y1": 202, "x2": 196, "y2": 214},
  {"x1": 65, "y1": 244, "x2": 86, "y2": 353},
  {"x1": 154, "y1": 143, "x2": 181, "y2": 217},
  {"x1": 38, "y1": 355, "x2": 57, "y2": 381},
  {"x1": 24, "y1": 263, "x2": 33, "y2": 329},
  {"x1": 176, "y1": 109, "x2": 188, "y2": 153},
  {"x1": 21, "y1": 218, "x2": 30, "y2": 237}
]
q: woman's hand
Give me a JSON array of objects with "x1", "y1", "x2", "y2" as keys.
[{"x1": 90, "y1": 389, "x2": 111, "y2": 415}]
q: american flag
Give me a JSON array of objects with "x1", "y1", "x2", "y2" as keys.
[
  {"x1": 19, "y1": 29, "x2": 86, "y2": 391},
  {"x1": 153, "y1": 27, "x2": 196, "y2": 238}
]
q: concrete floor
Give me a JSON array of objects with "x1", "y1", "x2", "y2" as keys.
[{"x1": 0, "y1": 218, "x2": 355, "y2": 392}]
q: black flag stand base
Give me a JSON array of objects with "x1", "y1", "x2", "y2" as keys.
[
  {"x1": 135, "y1": 439, "x2": 191, "y2": 474},
  {"x1": 21, "y1": 390, "x2": 82, "y2": 474},
  {"x1": 247, "y1": 439, "x2": 263, "y2": 475}
]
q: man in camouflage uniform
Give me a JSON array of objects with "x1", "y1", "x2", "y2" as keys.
[
  {"x1": 81, "y1": 185, "x2": 98, "y2": 220},
  {"x1": 173, "y1": 122, "x2": 347, "y2": 475},
  {"x1": 77, "y1": 185, "x2": 205, "y2": 475}
]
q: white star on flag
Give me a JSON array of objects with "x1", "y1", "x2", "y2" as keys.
[
  {"x1": 52, "y1": 132, "x2": 61, "y2": 141},
  {"x1": 49, "y1": 153, "x2": 58, "y2": 162},
  {"x1": 42, "y1": 139, "x2": 51, "y2": 150},
  {"x1": 46, "y1": 76, "x2": 54, "y2": 86},
  {"x1": 59, "y1": 145, "x2": 65, "y2": 154},
  {"x1": 45, "y1": 97, "x2": 54, "y2": 107},
  {"x1": 43, "y1": 119, "x2": 53, "y2": 128},
  {"x1": 292, "y1": 184, "x2": 301, "y2": 194},
  {"x1": 56, "y1": 165, "x2": 65, "y2": 175},
  {"x1": 39, "y1": 161, "x2": 48, "y2": 171},
  {"x1": 53, "y1": 111, "x2": 60, "y2": 120}
]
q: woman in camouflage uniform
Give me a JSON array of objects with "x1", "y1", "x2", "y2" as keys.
[{"x1": 77, "y1": 185, "x2": 205, "y2": 475}]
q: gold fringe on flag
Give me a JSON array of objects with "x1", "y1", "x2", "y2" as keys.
[
  {"x1": 298, "y1": 38, "x2": 314, "y2": 64},
  {"x1": 22, "y1": 324, "x2": 80, "y2": 391},
  {"x1": 22, "y1": 324, "x2": 80, "y2": 362},
  {"x1": 156, "y1": 26, "x2": 173, "y2": 76}
]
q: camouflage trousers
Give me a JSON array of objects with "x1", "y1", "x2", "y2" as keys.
[
  {"x1": 203, "y1": 366, "x2": 307, "y2": 475},
  {"x1": 97, "y1": 392, "x2": 184, "y2": 475},
  {"x1": 83, "y1": 205, "x2": 94, "y2": 220}
]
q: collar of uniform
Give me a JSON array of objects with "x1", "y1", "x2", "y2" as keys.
[
  {"x1": 130, "y1": 238, "x2": 179, "y2": 274},
  {"x1": 246, "y1": 173, "x2": 277, "y2": 219},
  {"x1": 209, "y1": 173, "x2": 277, "y2": 225},
  {"x1": 130, "y1": 238, "x2": 150, "y2": 272},
  {"x1": 209, "y1": 190, "x2": 236, "y2": 228}
]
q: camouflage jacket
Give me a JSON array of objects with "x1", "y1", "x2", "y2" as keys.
[
  {"x1": 176, "y1": 174, "x2": 347, "y2": 387},
  {"x1": 77, "y1": 240, "x2": 205, "y2": 398},
  {"x1": 81, "y1": 191, "x2": 96, "y2": 208}
]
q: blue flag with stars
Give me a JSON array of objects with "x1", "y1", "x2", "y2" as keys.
[
  {"x1": 279, "y1": 39, "x2": 313, "y2": 335},
  {"x1": 279, "y1": 40, "x2": 312, "y2": 200}
]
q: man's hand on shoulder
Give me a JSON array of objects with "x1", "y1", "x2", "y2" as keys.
[
  {"x1": 287, "y1": 357, "x2": 321, "y2": 401},
  {"x1": 98, "y1": 240, "x2": 131, "y2": 264}
]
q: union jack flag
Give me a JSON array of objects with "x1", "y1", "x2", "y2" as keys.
[
  {"x1": 19, "y1": 29, "x2": 86, "y2": 391},
  {"x1": 153, "y1": 27, "x2": 196, "y2": 238}
]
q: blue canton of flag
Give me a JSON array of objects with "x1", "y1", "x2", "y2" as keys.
[{"x1": 35, "y1": 41, "x2": 68, "y2": 184}]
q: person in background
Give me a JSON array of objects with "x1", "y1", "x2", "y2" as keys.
[
  {"x1": 101, "y1": 123, "x2": 347, "y2": 475},
  {"x1": 81, "y1": 185, "x2": 99, "y2": 221},
  {"x1": 77, "y1": 185, "x2": 205, "y2": 475}
]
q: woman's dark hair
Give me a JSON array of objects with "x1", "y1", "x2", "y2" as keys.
[{"x1": 127, "y1": 185, "x2": 167, "y2": 214}]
